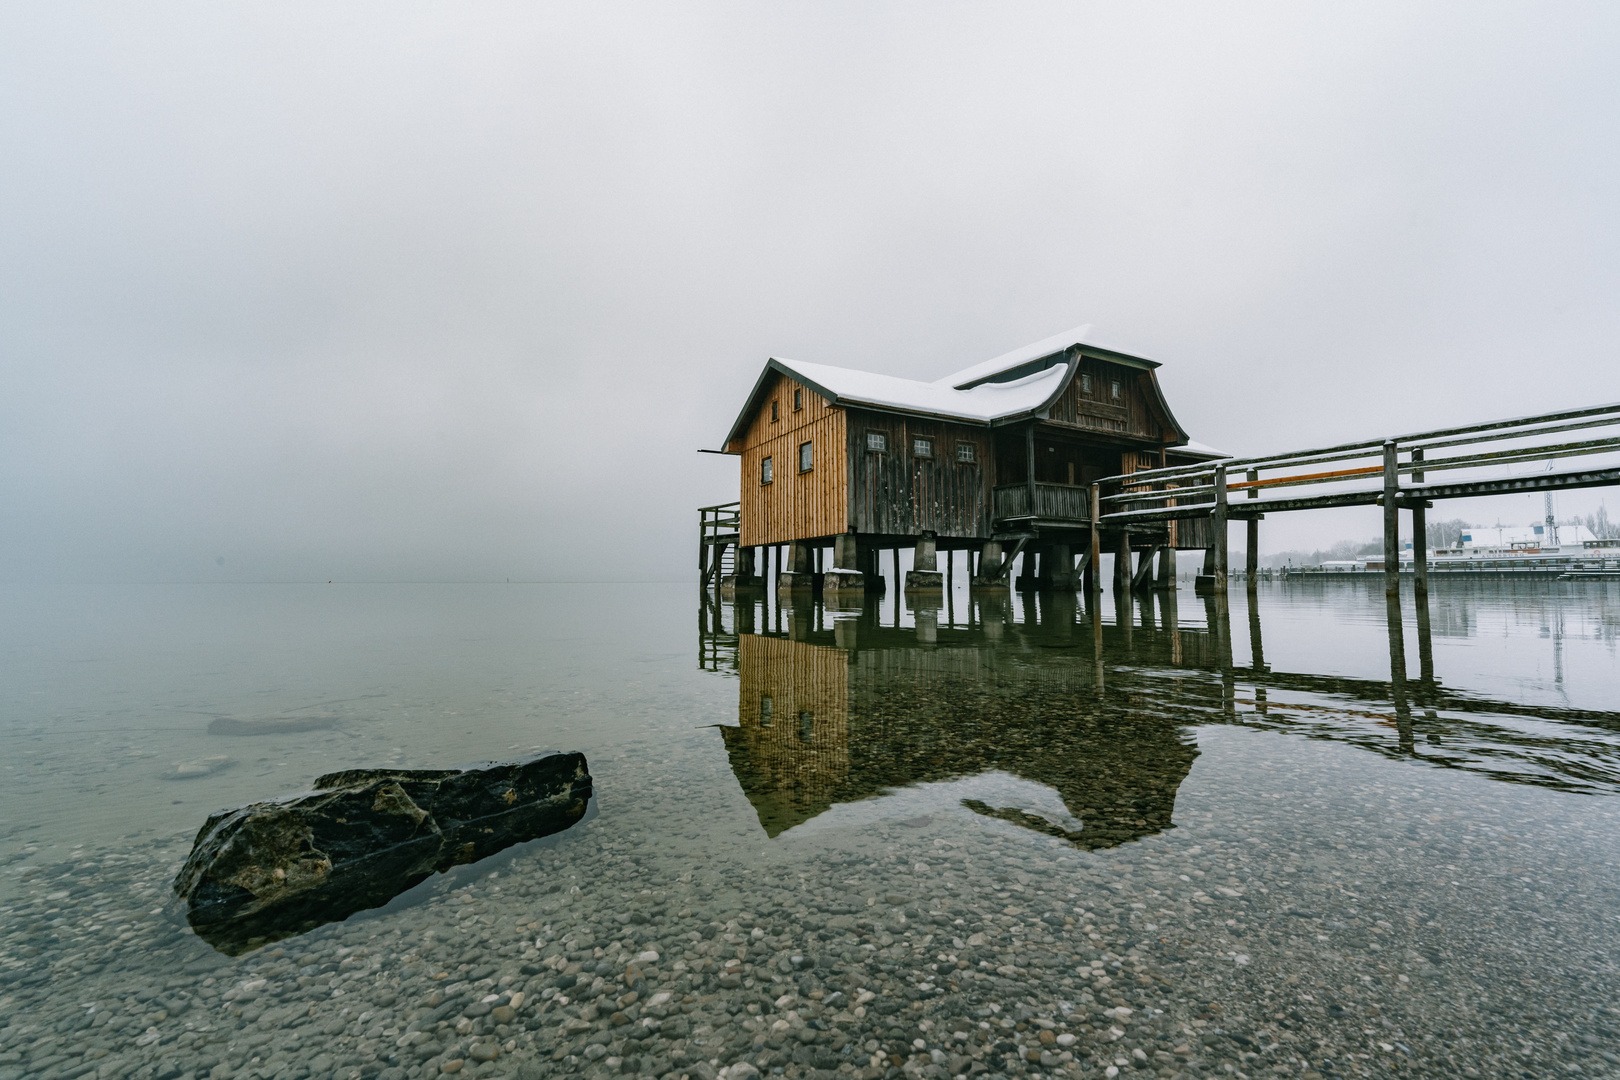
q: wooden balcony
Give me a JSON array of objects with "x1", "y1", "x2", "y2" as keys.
[{"x1": 992, "y1": 483, "x2": 1092, "y2": 524}]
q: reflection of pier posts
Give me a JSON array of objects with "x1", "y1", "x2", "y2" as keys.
[
  {"x1": 1414, "y1": 587, "x2": 1435, "y2": 690},
  {"x1": 1162, "y1": 588, "x2": 1182, "y2": 666},
  {"x1": 1091, "y1": 594, "x2": 1105, "y2": 697},
  {"x1": 1115, "y1": 588, "x2": 1133, "y2": 653},
  {"x1": 1386, "y1": 593, "x2": 1414, "y2": 753},
  {"x1": 1247, "y1": 590, "x2": 1267, "y2": 714},
  {"x1": 1205, "y1": 594, "x2": 1235, "y2": 715}
]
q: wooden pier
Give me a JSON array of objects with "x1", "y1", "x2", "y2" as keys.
[{"x1": 1092, "y1": 400, "x2": 1620, "y2": 597}]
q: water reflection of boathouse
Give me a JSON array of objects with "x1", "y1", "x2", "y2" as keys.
[{"x1": 719, "y1": 602, "x2": 1200, "y2": 849}]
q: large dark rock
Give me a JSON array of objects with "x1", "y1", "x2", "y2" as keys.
[{"x1": 173, "y1": 751, "x2": 591, "y2": 954}]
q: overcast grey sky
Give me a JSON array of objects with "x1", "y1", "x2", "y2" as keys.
[{"x1": 3, "y1": 2, "x2": 1618, "y2": 582}]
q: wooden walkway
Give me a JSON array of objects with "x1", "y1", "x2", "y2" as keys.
[{"x1": 1092, "y1": 400, "x2": 1620, "y2": 595}]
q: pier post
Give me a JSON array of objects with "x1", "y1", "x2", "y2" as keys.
[
  {"x1": 906, "y1": 531, "x2": 943, "y2": 590},
  {"x1": 1211, "y1": 464, "x2": 1229, "y2": 595},
  {"x1": 1383, "y1": 441, "x2": 1400, "y2": 598},
  {"x1": 1411, "y1": 447, "x2": 1428, "y2": 599},
  {"x1": 1048, "y1": 543, "x2": 1076, "y2": 588},
  {"x1": 778, "y1": 540, "x2": 815, "y2": 593},
  {"x1": 1156, "y1": 544, "x2": 1176, "y2": 590},
  {"x1": 1114, "y1": 531, "x2": 1132, "y2": 595},
  {"x1": 823, "y1": 532, "x2": 867, "y2": 597},
  {"x1": 972, "y1": 540, "x2": 1006, "y2": 587},
  {"x1": 1245, "y1": 468, "x2": 1259, "y2": 593},
  {"x1": 1088, "y1": 483, "x2": 1102, "y2": 602}
]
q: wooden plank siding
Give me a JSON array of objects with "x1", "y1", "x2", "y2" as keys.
[
  {"x1": 735, "y1": 372, "x2": 848, "y2": 547},
  {"x1": 722, "y1": 635, "x2": 852, "y2": 836},
  {"x1": 1045, "y1": 358, "x2": 1170, "y2": 444},
  {"x1": 846, "y1": 409, "x2": 994, "y2": 539}
]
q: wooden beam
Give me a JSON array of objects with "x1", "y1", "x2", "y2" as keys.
[
  {"x1": 1412, "y1": 447, "x2": 1428, "y2": 598},
  {"x1": 1088, "y1": 484, "x2": 1102, "y2": 600},
  {"x1": 1383, "y1": 440, "x2": 1400, "y2": 598}
]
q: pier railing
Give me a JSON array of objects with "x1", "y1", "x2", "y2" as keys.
[
  {"x1": 698, "y1": 501, "x2": 740, "y2": 588},
  {"x1": 1092, "y1": 400, "x2": 1620, "y2": 594}
]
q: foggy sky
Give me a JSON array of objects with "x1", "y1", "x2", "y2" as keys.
[{"x1": 3, "y1": 2, "x2": 1619, "y2": 583}]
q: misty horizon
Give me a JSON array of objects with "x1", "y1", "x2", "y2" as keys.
[{"x1": 4, "y1": 4, "x2": 1618, "y2": 583}]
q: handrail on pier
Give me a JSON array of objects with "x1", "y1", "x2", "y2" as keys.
[
  {"x1": 1088, "y1": 400, "x2": 1620, "y2": 597},
  {"x1": 698, "y1": 501, "x2": 741, "y2": 589}
]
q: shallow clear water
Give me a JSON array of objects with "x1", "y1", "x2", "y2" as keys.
[{"x1": 2, "y1": 580, "x2": 1618, "y2": 1080}]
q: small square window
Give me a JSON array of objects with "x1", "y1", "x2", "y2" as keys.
[
  {"x1": 771, "y1": 400, "x2": 779, "y2": 422},
  {"x1": 761, "y1": 456, "x2": 773, "y2": 485},
  {"x1": 799, "y1": 441, "x2": 813, "y2": 472},
  {"x1": 956, "y1": 442, "x2": 976, "y2": 462},
  {"x1": 793, "y1": 388, "x2": 803, "y2": 411},
  {"x1": 1110, "y1": 379, "x2": 1122, "y2": 401},
  {"x1": 1080, "y1": 372, "x2": 1092, "y2": 393},
  {"x1": 866, "y1": 431, "x2": 887, "y2": 453},
  {"x1": 913, "y1": 437, "x2": 933, "y2": 458}
]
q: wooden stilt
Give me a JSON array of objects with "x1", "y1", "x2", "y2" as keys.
[
  {"x1": 1088, "y1": 483, "x2": 1102, "y2": 601},
  {"x1": 1212, "y1": 464, "x2": 1229, "y2": 594},
  {"x1": 1412, "y1": 447, "x2": 1428, "y2": 599},
  {"x1": 1383, "y1": 441, "x2": 1400, "y2": 598}
]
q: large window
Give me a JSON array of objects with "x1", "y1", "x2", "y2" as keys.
[
  {"x1": 798, "y1": 441, "x2": 813, "y2": 472},
  {"x1": 761, "y1": 456, "x2": 773, "y2": 485},
  {"x1": 866, "y1": 431, "x2": 887, "y2": 453}
]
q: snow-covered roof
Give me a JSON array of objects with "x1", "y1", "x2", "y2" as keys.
[
  {"x1": 1172, "y1": 439, "x2": 1231, "y2": 461},
  {"x1": 720, "y1": 326, "x2": 1187, "y2": 450},
  {"x1": 769, "y1": 357, "x2": 1070, "y2": 425}
]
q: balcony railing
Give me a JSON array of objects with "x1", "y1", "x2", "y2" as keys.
[{"x1": 992, "y1": 482, "x2": 1092, "y2": 523}]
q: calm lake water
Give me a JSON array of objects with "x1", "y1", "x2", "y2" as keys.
[{"x1": 2, "y1": 580, "x2": 1618, "y2": 1080}]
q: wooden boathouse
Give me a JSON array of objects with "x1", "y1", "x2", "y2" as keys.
[{"x1": 700, "y1": 327, "x2": 1226, "y2": 594}]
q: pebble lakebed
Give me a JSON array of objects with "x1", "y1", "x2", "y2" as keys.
[{"x1": 3, "y1": 729, "x2": 1619, "y2": 1080}]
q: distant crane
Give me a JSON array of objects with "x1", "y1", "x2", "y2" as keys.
[{"x1": 1545, "y1": 463, "x2": 1560, "y2": 546}]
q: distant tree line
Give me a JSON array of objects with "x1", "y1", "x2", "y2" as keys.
[
  {"x1": 1575, "y1": 505, "x2": 1620, "y2": 539},
  {"x1": 1260, "y1": 518, "x2": 1470, "y2": 569}
]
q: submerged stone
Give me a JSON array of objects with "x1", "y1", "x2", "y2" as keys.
[{"x1": 172, "y1": 751, "x2": 591, "y2": 954}]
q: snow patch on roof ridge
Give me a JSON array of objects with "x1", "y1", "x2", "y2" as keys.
[
  {"x1": 772, "y1": 356, "x2": 1068, "y2": 423},
  {"x1": 933, "y1": 324, "x2": 1093, "y2": 389}
]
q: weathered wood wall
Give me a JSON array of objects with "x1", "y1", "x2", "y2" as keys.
[
  {"x1": 1045, "y1": 359, "x2": 1169, "y2": 443},
  {"x1": 735, "y1": 372, "x2": 849, "y2": 546},
  {"x1": 846, "y1": 408, "x2": 994, "y2": 539},
  {"x1": 723, "y1": 635, "x2": 851, "y2": 836}
]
